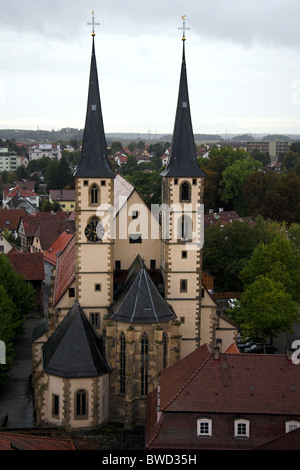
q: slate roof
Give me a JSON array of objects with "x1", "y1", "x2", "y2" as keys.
[
  {"x1": 42, "y1": 302, "x2": 111, "y2": 378},
  {"x1": 161, "y1": 41, "x2": 204, "y2": 178},
  {"x1": 109, "y1": 255, "x2": 176, "y2": 324},
  {"x1": 7, "y1": 251, "x2": 44, "y2": 281},
  {"x1": 0, "y1": 432, "x2": 76, "y2": 450},
  {"x1": 74, "y1": 37, "x2": 114, "y2": 179}
]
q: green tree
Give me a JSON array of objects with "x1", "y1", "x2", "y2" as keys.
[
  {"x1": 232, "y1": 276, "x2": 299, "y2": 347},
  {"x1": 0, "y1": 285, "x2": 17, "y2": 384},
  {"x1": 0, "y1": 255, "x2": 35, "y2": 334},
  {"x1": 203, "y1": 221, "x2": 259, "y2": 292},
  {"x1": 240, "y1": 236, "x2": 300, "y2": 303},
  {"x1": 220, "y1": 157, "x2": 262, "y2": 214}
]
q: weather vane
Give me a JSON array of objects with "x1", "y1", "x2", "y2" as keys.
[
  {"x1": 87, "y1": 11, "x2": 99, "y2": 36},
  {"x1": 178, "y1": 15, "x2": 190, "y2": 41}
]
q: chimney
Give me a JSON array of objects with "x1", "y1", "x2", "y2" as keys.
[
  {"x1": 213, "y1": 345, "x2": 220, "y2": 360},
  {"x1": 216, "y1": 338, "x2": 222, "y2": 352}
]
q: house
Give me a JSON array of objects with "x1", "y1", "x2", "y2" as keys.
[
  {"x1": 0, "y1": 232, "x2": 15, "y2": 254},
  {"x1": 146, "y1": 343, "x2": 300, "y2": 450},
  {"x1": 49, "y1": 189, "x2": 76, "y2": 212},
  {"x1": 18, "y1": 211, "x2": 73, "y2": 252},
  {"x1": 28, "y1": 144, "x2": 62, "y2": 161},
  {"x1": 43, "y1": 230, "x2": 74, "y2": 286},
  {"x1": 7, "y1": 251, "x2": 45, "y2": 311},
  {"x1": 0, "y1": 208, "x2": 26, "y2": 239},
  {"x1": 31, "y1": 218, "x2": 75, "y2": 253},
  {"x1": 2, "y1": 184, "x2": 40, "y2": 213}
]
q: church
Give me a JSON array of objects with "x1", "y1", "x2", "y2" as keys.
[{"x1": 32, "y1": 16, "x2": 237, "y2": 430}]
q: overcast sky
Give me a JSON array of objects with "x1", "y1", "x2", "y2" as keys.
[{"x1": 1, "y1": 0, "x2": 300, "y2": 136}]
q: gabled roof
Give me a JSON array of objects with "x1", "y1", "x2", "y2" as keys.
[
  {"x1": 109, "y1": 255, "x2": 176, "y2": 324},
  {"x1": 42, "y1": 301, "x2": 111, "y2": 378},
  {"x1": 44, "y1": 230, "x2": 74, "y2": 266},
  {"x1": 52, "y1": 234, "x2": 75, "y2": 306},
  {"x1": 159, "y1": 344, "x2": 300, "y2": 414},
  {"x1": 0, "y1": 208, "x2": 26, "y2": 231},
  {"x1": 49, "y1": 189, "x2": 75, "y2": 201},
  {"x1": 74, "y1": 37, "x2": 114, "y2": 179},
  {"x1": 113, "y1": 174, "x2": 135, "y2": 215},
  {"x1": 7, "y1": 251, "x2": 44, "y2": 281},
  {"x1": 0, "y1": 432, "x2": 76, "y2": 450},
  {"x1": 161, "y1": 41, "x2": 204, "y2": 178},
  {"x1": 21, "y1": 212, "x2": 70, "y2": 237},
  {"x1": 34, "y1": 219, "x2": 75, "y2": 251}
]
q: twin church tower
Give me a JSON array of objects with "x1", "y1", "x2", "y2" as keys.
[{"x1": 32, "y1": 15, "x2": 236, "y2": 430}]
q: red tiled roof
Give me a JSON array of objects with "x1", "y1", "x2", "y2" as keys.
[
  {"x1": 160, "y1": 344, "x2": 300, "y2": 415},
  {"x1": 52, "y1": 235, "x2": 76, "y2": 306},
  {"x1": 4, "y1": 184, "x2": 38, "y2": 198},
  {"x1": 44, "y1": 231, "x2": 74, "y2": 266},
  {"x1": 254, "y1": 426, "x2": 300, "y2": 450},
  {"x1": 22, "y1": 212, "x2": 70, "y2": 237},
  {"x1": 0, "y1": 208, "x2": 26, "y2": 231},
  {"x1": 34, "y1": 219, "x2": 75, "y2": 251},
  {"x1": 224, "y1": 342, "x2": 240, "y2": 354},
  {"x1": 0, "y1": 432, "x2": 76, "y2": 450},
  {"x1": 7, "y1": 252, "x2": 45, "y2": 281}
]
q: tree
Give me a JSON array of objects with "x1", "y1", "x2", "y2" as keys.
[
  {"x1": 0, "y1": 255, "x2": 35, "y2": 334},
  {"x1": 203, "y1": 221, "x2": 259, "y2": 292},
  {"x1": 219, "y1": 157, "x2": 262, "y2": 214},
  {"x1": 231, "y1": 276, "x2": 299, "y2": 347},
  {"x1": 240, "y1": 236, "x2": 300, "y2": 304},
  {"x1": 0, "y1": 285, "x2": 17, "y2": 384}
]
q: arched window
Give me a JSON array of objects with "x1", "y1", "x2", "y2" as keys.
[
  {"x1": 141, "y1": 333, "x2": 149, "y2": 397},
  {"x1": 90, "y1": 184, "x2": 99, "y2": 205},
  {"x1": 75, "y1": 390, "x2": 88, "y2": 418},
  {"x1": 163, "y1": 333, "x2": 168, "y2": 369},
  {"x1": 177, "y1": 215, "x2": 193, "y2": 240},
  {"x1": 120, "y1": 332, "x2": 126, "y2": 395},
  {"x1": 180, "y1": 182, "x2": 191, "y2": 202}
]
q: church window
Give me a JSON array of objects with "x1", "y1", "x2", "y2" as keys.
[
  {"x1": 180, "y1": 279, "x2": 188, "y2": 293},
  {"x1": 178, "y1": 215, "x2": 192, "y2": 240},
  {"x1": 120, "y1": 332, "x2": 126, "y2": 395},
  {"x1": 163, "y1": 333, "x2": 168, "y2": 369},
  {"x1": 141, "y1": 333, "x2": 149, "y2": 397},
  {"x1": 90, "y1": 184, "x2": 99, "y2": 205},
  {"x1": 180, "y1": 182, "x2": 191, "y2": 202},
  {"x1": 182, "y1": 250, "x2": 187, "y2": 259},
  {"x1": 84, "y1": 180, "x2": 88, "y2": 186},
  {"x1": 174, "y1": 178, "x2": 178, "y2": 185},
  {"x1": 90, "y1": 312, "x2": 100, "y2": 328},
  {"x1": 101, "y1": 180, "x2": 106, "y2": 186},
  {"x1": 150, "y1": 259, "x2": 156, "y2": 269},
  {"x1": 193, "y1": 178, "x2": 197, "y2": 185},
  {"x1": 129, "y1": 234, "x2": 142, "y2": 243},
  {"x1": 95, "y1": 283, "x2": 102, "y2": 292},
  {"x1": 115, "y1": 260, "x2": 121, "y2": 270},
  {"x1": 69, "y1": 287, "x2": 75, "y2": 298},
  {"x1": 75, "y1": 390, "x2": 88, "y2": 418},
  {"x1": 132, "y1": 210, "x2": 138, "y2": 219},
  {"x1": 52, "y1": 394, "x2": 59, "y2": 418}
]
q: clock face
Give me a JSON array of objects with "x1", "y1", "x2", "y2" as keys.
[{"x1": 85, "y1": 217, "x2": 104, "y2": 242}]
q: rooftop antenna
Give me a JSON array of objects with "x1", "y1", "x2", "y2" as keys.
[
  {"x1": 87, "y1": 11, "x2": 99, "y2": 36},
  {"x1": 178, "y1": 15, "x2": 190, "y2": 41}
]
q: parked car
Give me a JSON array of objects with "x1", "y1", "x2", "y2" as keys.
[
  {"x1": 228, "y1": 298, "x2": 237, "y2": 309},
  {"x1": 244, "y1": 344, "x2": 277, "y2": 354}
]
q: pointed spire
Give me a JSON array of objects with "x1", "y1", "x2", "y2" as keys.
[
  {"x1": 75, "y1": 34, "x2": 114, "y2": 178},
  {"x1": 161, "y1": 25, "x2": 204, "y2": 178}
]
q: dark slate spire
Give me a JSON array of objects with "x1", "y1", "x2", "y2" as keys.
[
  {"x1": 75, "y1": 36, "x2": 114, "y2": 178},
  {"x1": 108, "y1": 255, "x2": 176, "y2": 324},
  {"x1": 42, "y1": 302, "x2": 111, "y2": 378},
  {"x1": 161, "y1": 40, "x2": 204, "y2": 178}
]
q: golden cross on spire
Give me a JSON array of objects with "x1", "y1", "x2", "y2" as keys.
[
  {"x1": 178, "y1": 15, "x2": 190, "y2": 41},
  {"x1": 87, "y1": 11, "x2": 99, "y2": 36}
]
